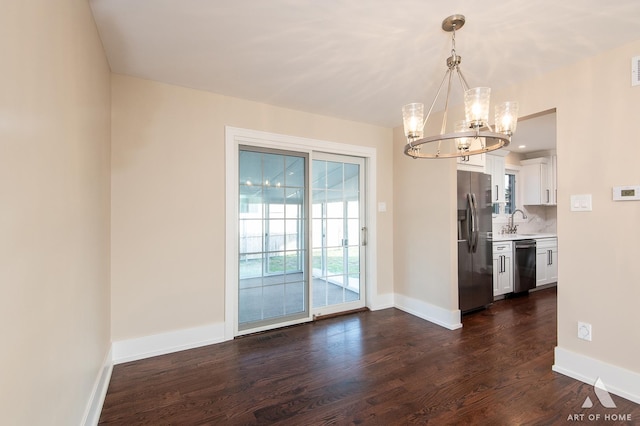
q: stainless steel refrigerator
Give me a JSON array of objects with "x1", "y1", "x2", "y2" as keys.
[{"x1": 457, "y1": 170, "x2": 493, "y2": 313}]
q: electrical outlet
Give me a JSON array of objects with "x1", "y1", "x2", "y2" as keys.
[{"x1": 578, "y1": 322, "x2": 592, "y2": 341}]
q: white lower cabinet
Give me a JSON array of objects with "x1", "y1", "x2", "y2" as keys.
[
  {"x1": 493, "y1": 242, "x2": 513, "y2": 296},
  {"x1": 536, "y1": 237, "x2": 558, "y2": 286}
]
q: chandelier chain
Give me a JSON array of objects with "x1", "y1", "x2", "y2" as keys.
[{"x1": 451, "y1": 24, "x2": 457, "y2": 57}]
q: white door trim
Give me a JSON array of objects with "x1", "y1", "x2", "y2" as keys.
[{"x1": 225, "y1": 126, "x2": 377, "y2": 340}]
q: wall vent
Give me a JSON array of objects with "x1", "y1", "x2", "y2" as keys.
[{"x1": 633, "y1": 56, "x2": 640, "y2": 87}]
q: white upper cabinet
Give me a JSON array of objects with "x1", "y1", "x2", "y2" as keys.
[
  {"x1": 550, "y1": 154, "x2": 557, "y2": 205},
  {"x1": 521, "y1": 156, "x2": 556, "y2": 206},
  {"x1": 486, "y1": 153, "x2": 506, "y2": 205}
]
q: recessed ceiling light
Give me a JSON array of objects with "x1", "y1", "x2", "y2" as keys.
[{"x1": 518, "y1": 145, "x2": 526, "y2": 149}]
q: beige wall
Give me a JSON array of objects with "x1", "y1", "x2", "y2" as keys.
[
  {"x1": 110, "y1": 75, "x2": 394, "y2": 341},
  {"x1": 493, "y1": 39, "x2": 640, "y2": 373},
  {"x1": 392, "y1": 124, "x2": 459, "y2": 313},
  {"x1": 0, "y1": 1, "x2": 111, "y2": 425}
]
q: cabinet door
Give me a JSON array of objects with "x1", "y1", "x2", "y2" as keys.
[
  {"x1": 487, "y1": 154, "x2": 505, "y2": 205},
  {"x1": 539, "y1": 162, "x2": 551, "y2": 204},
  {"x1": 521, "y1": 158, "x2": 552, "y2": 205},
  {"x1": 536, "y1": 249, "x2": 548, "y2": 286},
  {"x1": 501, "y1": 253, "x2": 513, "y2": 294},
  {"x1": 492, "y1": 256, "x2": 501, "y2": 295},
  {"x1": 550, "y1": 155, "x2": 557, "y2": 205},
  {"x1": 522, "y1": 164, "x2": 541, "y2": 205},
  {"x1": 547, "y1": 248, "x2": 558, "y2": 283}
]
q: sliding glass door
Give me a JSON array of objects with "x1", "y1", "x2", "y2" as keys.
[
  {"x1": 238, "y1": 147, "x2": 308, "y2": 331},
  {"x1": 237, "y1": 148, "x2": 365, "y2": 332}
]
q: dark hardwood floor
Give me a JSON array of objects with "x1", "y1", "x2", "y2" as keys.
[{"x1": 100, "y1": 288, "x2": 639, "y2": 424}]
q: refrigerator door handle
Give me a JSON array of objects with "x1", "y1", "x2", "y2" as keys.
[
  {"x1": 470, "y1": 193, "x2": 479, "y2": 252},
  {"x1": 466, "y1": 193, "x2": 474, "y2": 251}
]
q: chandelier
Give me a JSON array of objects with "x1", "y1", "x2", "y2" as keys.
[{"x1": 402, "y1": 15, "x2": 518, "y2": 159}]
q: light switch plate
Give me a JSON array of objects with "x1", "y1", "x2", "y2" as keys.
[
  {"x1": 633, "y1": 56, "x2": 640, "y2": 87},
  {"x1": 570, "y1": 194, "x2": 592, "y2": 211}
]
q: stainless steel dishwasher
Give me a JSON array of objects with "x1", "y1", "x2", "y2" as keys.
[{"x1": 514, "y1": 239, "x2": 536, "y2": 292}]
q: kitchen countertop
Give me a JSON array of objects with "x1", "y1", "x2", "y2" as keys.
[{"x1": 492, "y1": 233, "x2": 557, "y2": 241}]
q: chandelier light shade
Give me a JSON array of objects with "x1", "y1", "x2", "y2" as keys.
[
  {"x1": 464, "y1": 87, "x2": 491, "y2": 127},
  {"x1": 402, "y1": 15, "x2": 518, "y2": 159},
  {"x1": 494, "y1": 101, "x2": 519, "y2": 136},
  {"x1": 402, "y1": 103, "x2": 424, "y2": 141},
  {"x1": 454, "y1": 120, "x2": 471, "y2": 150}
]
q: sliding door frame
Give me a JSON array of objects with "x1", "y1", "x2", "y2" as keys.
[{"x1": 225, "y1": 127, "x2": 377, "y2": 339}]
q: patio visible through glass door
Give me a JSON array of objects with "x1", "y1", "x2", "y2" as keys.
[
  {"x1": 312, "y1": 155, "x2": 365, "y2": 315},
  {"x1": 238, "y1": 148, "x2": 308, "y2": 331}
]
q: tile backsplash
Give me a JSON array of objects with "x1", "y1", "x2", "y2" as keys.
[{"x1": 493, "y1": 205, "x2": 557, "y2": 235}]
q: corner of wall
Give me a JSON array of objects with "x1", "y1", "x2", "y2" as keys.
[
  {"x1": 112, "y1": 322, "x2": 226, "y2": 365},
  {"x1": 394, "y1": 293, "x2": 462, "y2": 330},
  {"x1": 81, "y1": 347, "x2": 114, "y2": 426}
]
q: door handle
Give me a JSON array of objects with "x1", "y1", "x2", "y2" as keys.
[
  {"x1": 470, "y1": 193, "x2": 479, "y2": 252},
  {"x1": 546, "y1": 189, "x2": 550, "y2": 204},
  {"x1": 466, "y1": 194, "x2": 474, "y2": 251},
  {"x1": 361, "y1": 226, "x2": 367, "y2": 246},
  {"x1": 496, "y1": 185, "x2": 499, "y2": 201}
]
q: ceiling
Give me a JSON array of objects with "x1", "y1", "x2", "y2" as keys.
[
  {"x1": 508, "y1": 110, "x2": 557, "y2": 154},
  {"x1": 89, "y1": 1, "x2": 640, "y2": 130}
]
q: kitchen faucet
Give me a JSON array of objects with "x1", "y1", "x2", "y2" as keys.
[{"x1": 505, "y1": 209, "x2": 527, "y2": 234}]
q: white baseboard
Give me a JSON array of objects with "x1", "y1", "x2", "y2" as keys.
[
  {"x1": 394, "y1": 293, "x2": 462, "y2": 330},
  {"x1": 82, "y1": 347, "x2": 113, "y2": 426},
  {"x1": 369, "y1": 293, "x2": 395, "y2": 311},
  {"x1": 553, "y1": 346, "x2": 640, "y2": 404},
  {"x1": 112, "y1": 322, "x2": 226, "y2": 365}
]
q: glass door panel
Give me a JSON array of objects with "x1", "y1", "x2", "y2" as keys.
[
  {"x1": 238, "y1": 148, "x2": 308, "y2": 331},
  {"x1": 311, "y1": 155, "x2": 365, "y2": 314}
]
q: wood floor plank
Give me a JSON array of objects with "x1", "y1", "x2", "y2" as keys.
[{"x1": 99, "y1": 288, "x2": 640, "y2": 424}]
